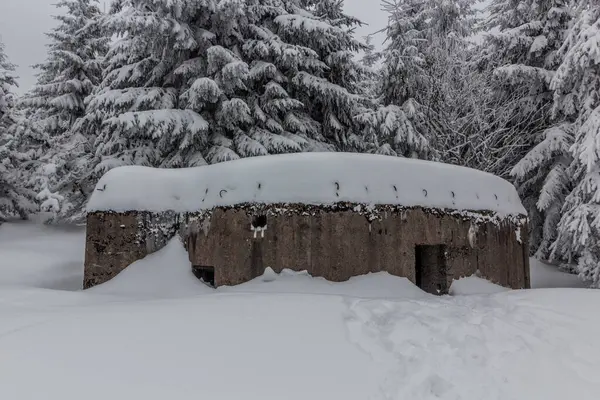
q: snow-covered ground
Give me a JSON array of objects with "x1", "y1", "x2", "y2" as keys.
[
  {"x1": 0, "y1": 217, "x2": 85, "y2": 290},
  {"x1": 529, "y1": 258, "x2": 589, "y2": 289},
  {"x1": 0, "y1": 221, "x2": 598, "y2": 400}
]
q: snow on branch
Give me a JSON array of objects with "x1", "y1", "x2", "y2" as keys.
[
  {"x1": 88, "y1": 87, "x2": 177, "y2": 112},
  {"x1": 105, "y1": 109, "x2": 209, "y2": 140},
  {"x1": 511, "y1": 124, "x2": 573, "y2": 179},
  {"x1": 249, "y1": 127, "x2": 303, "y2": 153},
  {"x1": 182, "y1": 78, "x2": 222, "y2": 110},
  {"x1": 495, "y1": 65, "x2": 555, "y2": 86}
]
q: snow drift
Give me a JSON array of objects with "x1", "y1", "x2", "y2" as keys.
[
  {"x1": 86, "y1": 238, "x2": 211, "y2": 299},
  {"x1": 87, "y1": 153, "x2": 526, "y2": 216}
]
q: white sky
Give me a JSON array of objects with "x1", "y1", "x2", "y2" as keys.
[
  {"x1": 1, "y1": 0, "x2": 60, "y2": 94},
  {"x1": 0, "y1": 0, "x2": 388, "y2": 94}
]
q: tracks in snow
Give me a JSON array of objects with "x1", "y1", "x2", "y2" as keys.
[{"x1": 343, "y1": 294, "x2": 600, "y2": 400}]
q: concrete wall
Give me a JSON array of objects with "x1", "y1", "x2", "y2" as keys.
[
  {"x1": 84, "y1": 211, "x2": 180, "y2": 289},
  {"x1": 186, "y1": 207, "x2": 529, "y2": 291},
  {"x1": 84, "y1": 206, "x2": 530, "y2": 293}
]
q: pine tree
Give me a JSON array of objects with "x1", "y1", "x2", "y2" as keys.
[
  {"x1": 357, "y1": 0, "x2": 476, "y2": 158},
  {"x1": 416, "y1": 0, "x2": 478, "y2": 163},
  {"x1": 71, "y1": 0, "x2": 371, "y2": 214},
  {"x1": 511, "y1": 123, "x2": 574, "y2": 257},
  {"x1": 475, "y1": 0, "x2": 569, "y2": 178},
  {"x1": 360, "y1": 35, "x2": 379, "y2": 68},
  {"x1": 270, "y1": 0, "x2": 372, "y2": 152},
  {"x1": 483, "y1": 0, "x2": 574, "y2": 257},
  {"x1": 479, "y1": 0, "x2": 571, "y2": 164},
  {"x1": 0, "y1": 40, "x2": 17, "y2": 134},
  {"x1": 549, "y1": 1, "x2": 600, "y2": 285},
  {"x1": 0, "y1": 39, "x2": 36, "y2": 221},
  {"x1": 357, "y1": 35, "x2": 383, "y2": 113},
  {"x1": 13, "y1": 0, "x2": 108, "y2": 222}
]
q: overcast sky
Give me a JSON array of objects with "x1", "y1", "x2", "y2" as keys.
[{"x1": 0, "y1": 0, "x2": 388, "y2": 95}]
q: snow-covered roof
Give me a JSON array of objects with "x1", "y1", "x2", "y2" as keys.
[{"x1": 86, "y1": 153, "x2": 526, "y2": 216}]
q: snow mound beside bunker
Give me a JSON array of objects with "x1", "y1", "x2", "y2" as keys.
[
  {"x1": 87, "y1": 153, "x2": 526, "y2": 216},
  {"x1": 87, "y1": 238, "x2": 211, "y2": 299}
]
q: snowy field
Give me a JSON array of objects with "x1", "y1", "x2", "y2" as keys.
[{"x1": 0, "y1": 221, "x2": 598, "y2": 400}]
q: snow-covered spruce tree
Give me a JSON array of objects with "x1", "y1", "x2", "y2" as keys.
[
  {"x1": 268, "y1": 0, "x2": 372, "y2": 152},
  {"x1": 511, "y1": 123, "x2": 574, "y2": 258},
  {"x1": 549, "y1": 1, "x2": 600, "y2": 285},
  {"x1": 357, "y1": 0, "x2": 477, "y2": 158},
  {"x1": 13, "y1": 0, "x2": 108, "y2": 221},
  {"x1": 0, "y1": 40, "x2": 17, "y2": 135},
  {"x1": 479, "y1": 0, "x2": 573, "y2": 257},
  {"x1": 477, "y1": 0, "x2": 572, "y2": 255},
  {"x1": 360, "y1": 35, "x2": 379, "y2": 69},
  {"x1": 357, "y1": 35, "x2": 382, "y2": 103},
  {"x1": 0, "y1": 40, "x2": 36, "y2": 221},
  {"x1": 357, "y1": 0, "x2": 431, "y2": 158},
  {"x1": 417, "y1": 0, "x2": 481, "y2": 165},
  {"x1": 74, "y1": 0, "x2": 371, "y2": 202},
  {"x1": 480, "y1": 0, "x2": 572, "y2": 152}
]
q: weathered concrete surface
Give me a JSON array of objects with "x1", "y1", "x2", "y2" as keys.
[
  {"x1": 84, "y1": 206, "x2": 529, "y2": 294},
  {"x1": 186, "y1": 207, "x2": 530, "y2": 292},
  {"x1": 84, "y1": 211, "x2": 180, "y2": 289}
]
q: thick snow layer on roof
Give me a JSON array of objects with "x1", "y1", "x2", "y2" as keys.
[{"x1": 87, "y1": 153, "x2": 526, "y2": 216}]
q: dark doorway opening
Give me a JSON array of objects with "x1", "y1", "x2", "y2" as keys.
[
  {"x1": 415, "y1": 245, "x2": 448, "y2": 295},
  {"x1": 192, "y1": 265, "x2": 215, "y2": 287}
]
